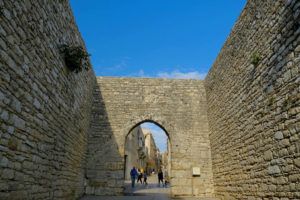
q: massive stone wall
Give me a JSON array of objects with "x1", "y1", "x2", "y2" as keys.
[
  {"x1": 205, "y1": 0, "x2": 300, "y2": 199},
  {"x1": 3, "y1": 0, "x2": 299, "y2": 199},
  {"x1": 86, "y1": 77, "x2": 215, "y2": 197},
  {"x1": 0, "y1": 1, "x2": 95, "y2": 199}
]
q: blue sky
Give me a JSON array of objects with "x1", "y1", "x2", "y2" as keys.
[
  {"x1": 141, "y1": 122, "x2": 168, "y2": 152},
  {"x1": 69, "y1": 0, "x2": 246, "y2": 79}
]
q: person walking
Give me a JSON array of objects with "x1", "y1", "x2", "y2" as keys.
[
  {"x1": 137, "y1": 169, "x2": 143, "y2": 184},
  {"x1": 130, "y1": 166, "x2": 138, "y2": 188},
  {"x1": 164, "y1": 173, "x2": 169, "y2": 187},
  {"x1": 143, "y1": 172, "x2": 148, "y2": 185},
  {"x1": 158, "y1": 169, "x2": 164, "y2": 186}
]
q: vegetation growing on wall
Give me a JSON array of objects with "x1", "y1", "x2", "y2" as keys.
[
  {"x1": 250, "y1": 51, "x2": 261, "y2": 67},
  {"x1": 61, "y1": 45, "x2": 91, "y2": 73}
]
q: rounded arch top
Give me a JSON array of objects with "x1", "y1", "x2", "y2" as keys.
[{"x1": 126, "y1": 119, "x2": 170, "y2": 140}]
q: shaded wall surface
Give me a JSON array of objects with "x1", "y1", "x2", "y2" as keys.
[
  {"x1": 205, "y1": 0, "x2": 300, "y2": 199},
  {"x1": 86, "y1": 77, "x2": 214, "y2": 197},
  {"x1": 0, "y1": 1, "x2": 95, "y2": 199},
  {"x1": 124, "y1": 126, "x2": 144, "y2": 180}
]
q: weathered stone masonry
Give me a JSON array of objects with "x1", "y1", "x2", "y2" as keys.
[
  {"x1": 1, "y1": 0, "x2": 300, "y2": 199},
  {"x1": 205, "y1": 0, "x2": 300, "y2": 199},
  {"x1": 86, "y1": 77, "x2": 215, "y2": 197},
  {"x1": 0, "y1": 1, "x2": 95, "y2": 199}
]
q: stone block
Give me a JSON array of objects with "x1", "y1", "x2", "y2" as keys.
[
  {"x1": 268, "y1": 165, "x2": 281, "y2": 175},
  {"x1": 11, "y1": 115, "x2": 25, "y2": 129},
  {"x1": 33, "y1": 98, "x2": 41, "y2": 109},
  {"x1": 2, "y1": 169, "x2": 14, "y2": 179},
  {"x1": 0, "y1": 110, "x2": 9, "y2": 121},
  {"x1": 294, "y1": 158, "x2": 300, "y2": 168},
  {"x1": 274, "y1": 131, "x2": 284, "y2": 140},
  {"x1": 0, "y1": 156, "x2": 9, "y2": 167}
]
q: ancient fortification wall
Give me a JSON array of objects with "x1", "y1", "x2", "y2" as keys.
[
  {"x1": 205, "y1": 0, "x2": 300, "y2": 199},
  {"x1": 0, "y1": 1, "x2": 95, "y2": 199},
  {"x1": 86, "y1": 77, "x2": 215, "y2": 197},
  {"x1": 2, "y1": 0, "x2": 299, "y2": 199}
]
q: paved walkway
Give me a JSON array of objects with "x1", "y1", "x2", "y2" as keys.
[
  {"x1": 81, "y1": 176, "x2": 218, "y2": 200},
  {"x1": 81, "y1": 176, "x2": 169, "y2": 200}
]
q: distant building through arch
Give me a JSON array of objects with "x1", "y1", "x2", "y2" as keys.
[{"x1": 124, "y1": 121, "x2": 170, "y2": 181}]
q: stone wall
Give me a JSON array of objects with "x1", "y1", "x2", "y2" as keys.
[
  {"x1": 0, "y1": 0, "x2": 95, "y2": 199},
  {"x1": 86, "y1": 77, "x2": 215, "y2": 197},
  {"x1": 205, "y1": 0, "x2": 300, "y2": 199},
  {"x1": 3, "y1": 0, "x2": 299, "y2": 199}
]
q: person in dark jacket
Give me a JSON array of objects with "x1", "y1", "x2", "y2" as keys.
[
  {"x1": 158, "y1": 169, "x2": 164, "y2": 186},
  {"x1": 137, "y1": 169, "x2": 143, "y2": 184},
  {"x1": 143, "y1": 173, "x2": 148, "y2": 185},
  {"x1": 130, "y1": 167, "x2": 138, "y2": 188}
]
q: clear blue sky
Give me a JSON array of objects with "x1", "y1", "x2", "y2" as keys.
[{"x1": 69, "y1": 0, "x2": 246, "y2": 79}]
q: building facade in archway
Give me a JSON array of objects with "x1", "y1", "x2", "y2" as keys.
[
  {"x1": 124, "y1": 125, "x2": 146, "y2": 180},
  {"x1": 124, "y1": 123, "x2": 167, "y2": 180},
  {"x1": 143, "y1": 127, "x2": 161, "y2": 174}
]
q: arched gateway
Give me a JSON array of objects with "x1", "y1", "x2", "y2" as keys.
[
  {"x1": 123, "y1": 120, "x2": 170, "y2": 182},
  {"x1": 86, "y1": 77, "x2": 214, "y2": 198}
]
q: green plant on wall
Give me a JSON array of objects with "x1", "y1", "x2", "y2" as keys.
[
  {"x1": 61, "y1": 45, "x2": 91, "y2": 73},
  {"x1": 250, "y1": 52, "x2": 261, "y2": 67}
]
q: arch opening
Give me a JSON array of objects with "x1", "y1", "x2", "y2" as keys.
[
  {"x1": 123, "y1": 120, "x2": 171, "y2": 193},
  {"x1": 126, "y1": 119, "x2": 170, "y2": 141}
]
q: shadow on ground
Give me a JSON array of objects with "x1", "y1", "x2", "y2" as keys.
[{"x1": 81, "y1": 176, "x2": 218, "y2": 200}]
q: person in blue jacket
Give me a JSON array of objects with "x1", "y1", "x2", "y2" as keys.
[{"x1": 130, "y1": 166, "x2": 138, "y2": 188}]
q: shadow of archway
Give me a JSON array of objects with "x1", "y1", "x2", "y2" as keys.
[{"x1": 84, "y1": 79, "x2": 124, "y2": 196}]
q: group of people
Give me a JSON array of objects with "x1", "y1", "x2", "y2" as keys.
[
  {"x1": 130, "y1": 166, "x2": 168, "y2": 188},
  {"x1": 130, "y1": 167, "x2": 148, "y2": 188}
]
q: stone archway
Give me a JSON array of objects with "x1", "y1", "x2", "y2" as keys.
[
  {"x1": 85, "y1": 77, "x2": 215, "y2": 197},
  {"x1": 123, "y1": 120, "x2": 171, "y2": 185},
  {"x1": 125, "y1": 119, "x2": 171, "y2": 141}
]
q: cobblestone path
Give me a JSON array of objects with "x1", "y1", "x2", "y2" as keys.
[{"x1": 81, "y1": 176, "x2": 218, "y2": 200}]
